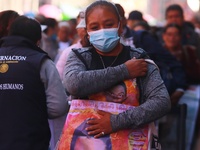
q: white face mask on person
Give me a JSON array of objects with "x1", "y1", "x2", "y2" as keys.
[{"x1": 87, "y1": 24, "x2": 120, "y2": 53}]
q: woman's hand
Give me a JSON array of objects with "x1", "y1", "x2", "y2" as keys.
[
  {"x1": 86, "y1": 110, "x2": 113, "y2": 138},
  {"x1": 125, "y1": 58, "x2": 147, "y2": 79}
]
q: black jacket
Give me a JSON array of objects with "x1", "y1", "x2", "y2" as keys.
[{"x1": 0, "y1": 36, "x2": 50, "y2": 150}]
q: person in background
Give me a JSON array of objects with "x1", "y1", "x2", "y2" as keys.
[
  {"x1": 62, "y1": 1, "x2": 170, "y2": 149},
  {"x1": 68, "y1": 18, "x2": 78, "y2": 44},
  {"x1": 0, "y1": 16, "x2": 69, "y2": 150},
  {"x1": 127, "y1": 10, "x2": 146, "y2": 30},
  {"x1": 0, "y1": 10, "x2": 19, "y2": 39},
  {"x1": 157, "y1": 4, "x2": 200, "y2": 59},
  {"x1": 116, "y1": 3, "x2": 187, "y2": 106},
  {"x1": 162, "y1": 23, "x2": 200, "y2": 86},
  {"x1": 40, "y1": 17, "x2": 59, "y2": 61},
  {"x1": 57, "y1": 21, "x2": 72, "y2": 51},
  {"x1": 34, "y1": 13, "x2": 46, "y2": 24},
  {"x1": 132, "y1": 20, "x2": 150, "y2": 31},
  {"x1": 56, "y1": 10, "x2": 90, "y2": 80},
  {"x1": 54, "y1": 21, "x2": 72, "y2": 63}
]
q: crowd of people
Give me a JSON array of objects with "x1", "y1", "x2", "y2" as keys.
[{"x1": 0, "y1": 1, "x2": 200, "y2": 150}]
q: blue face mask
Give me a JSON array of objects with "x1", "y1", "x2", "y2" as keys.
[{"x1": 87, "y1": 26, "x2": 120, "y2": 53}]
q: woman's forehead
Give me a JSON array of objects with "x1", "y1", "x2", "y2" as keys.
[{"x1": 86, "y1": 7, "x2": 118, "y2": 23}]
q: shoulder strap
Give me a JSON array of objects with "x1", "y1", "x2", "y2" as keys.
[{"x1": 72, "y1": 49, "x2": 89, "y2": 70}]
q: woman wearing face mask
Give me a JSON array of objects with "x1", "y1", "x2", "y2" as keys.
[{"x1": 61, "y1": 0, "x2": 170, "y2": 149}]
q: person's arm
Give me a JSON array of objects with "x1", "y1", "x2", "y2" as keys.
[
  {"x1": 110, "y1": 64, "x2": 171, "y2": 131},
  {"x1": 63, "y1": 49, "x2": 148, "y2": 98},
  {"x1": 86, "y1": 63, "x2": 171, "y2": 137},
  {"x1": 62, "y1": 51, "x2": 130, "y2": 97},
  {"x1": 40, "y1": 58, "x2": 69, "y2": 119}
]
